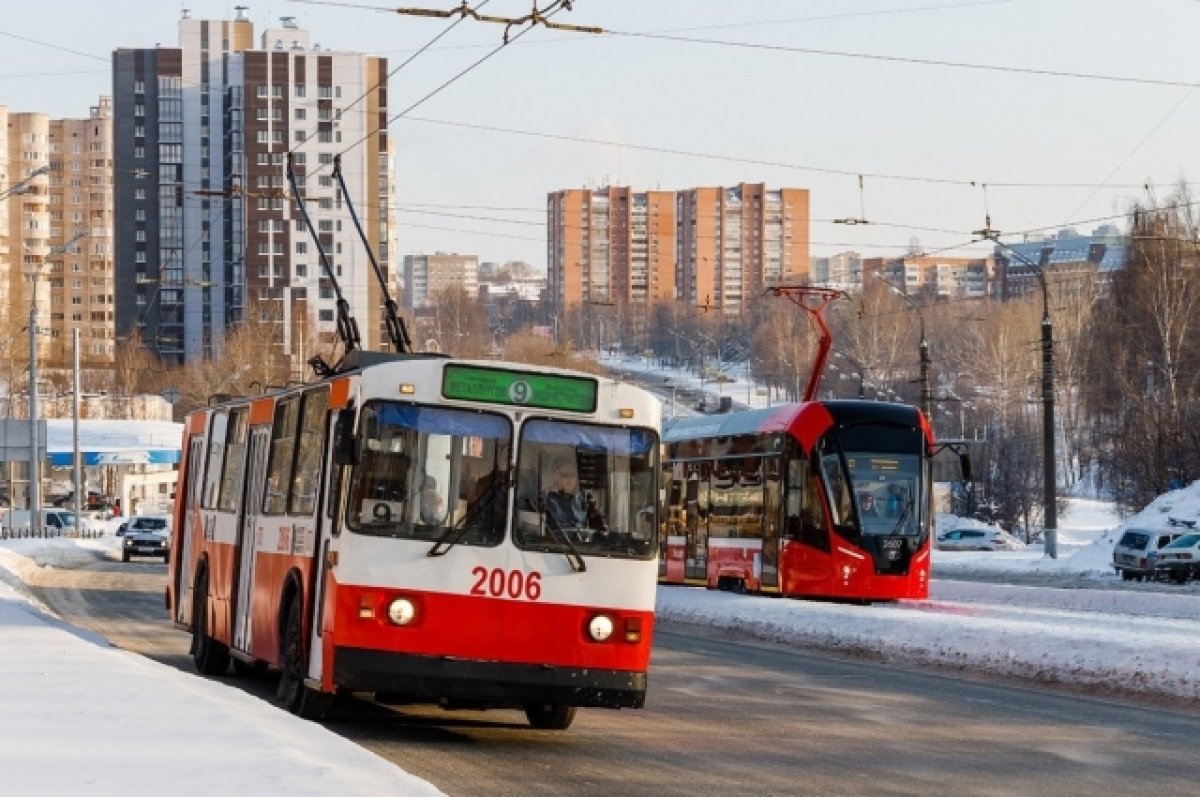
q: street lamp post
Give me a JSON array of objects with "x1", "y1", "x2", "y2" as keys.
[
  {"x1": 979, "y1": 229, "x2": 1058, "y2": 558},
  {"x1": 1, "y1": 164, "x2": 51, "y2": 202},
  {"x1": 28, "y1": 231, "x2": 87, "y2": 523},
  {"x1": 874, "y1": 274, "x2": 932, "y2": 423}
]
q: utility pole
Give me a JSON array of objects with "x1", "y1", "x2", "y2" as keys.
[
  {"x1": 874, "y1": 273, "x2": 932, "y2": 423},
  {"x1": 977, "y1": 224, "x2": 1058, "y2": 558},
  {"x1": 72, "y1": 329, "x2": 83, "y2": 532},
  {"x1": 29, "y1": 305, "x2": 40, "y2": 526}
]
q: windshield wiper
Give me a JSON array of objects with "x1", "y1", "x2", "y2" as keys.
[
  {"x1": 541, "y1": 520, "x2": 587, "y2": 573},
  {"x1": 427, "y1": 480, "x2": 503, "y2": 558},
  {"x1": 890, "y1": 499, "x2": 915, "y2": 535}
]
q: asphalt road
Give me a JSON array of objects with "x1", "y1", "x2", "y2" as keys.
[{"x1": 25, "y1": 547, "x2": 1200, "y2": 797}]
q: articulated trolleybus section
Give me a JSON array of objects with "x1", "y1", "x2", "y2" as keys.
[
  {"x1": 659, "y1": 400, "x2": 935, "y2": 602},
  {"x1": 167, "y1": 353, "x2": 662, "y2": 729}
]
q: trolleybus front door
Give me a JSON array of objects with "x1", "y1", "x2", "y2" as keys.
[
  {"x1": 174, "y1": 435, "x2": 205, "y2": 626},
  {"x1": 233, "y1": 426, "x2": 271, "y2": 652}
]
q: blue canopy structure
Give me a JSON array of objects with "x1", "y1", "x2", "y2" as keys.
[{"x1": 45, "y1": 420, "x2": 183, "y2": 467}]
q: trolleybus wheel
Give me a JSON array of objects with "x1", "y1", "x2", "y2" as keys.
[
  {"x1": 278, "y1": 598, "x2": 334, "y2": 721},
  {"x1": 191, "y1": 571, "x2": 230, "y2": 676},
  {"x1": 524, "y1": 702, "x2": 577, "y2": 730},
  {"x1": 231, "y1": 658, "x2": 268, "y2": 678}
]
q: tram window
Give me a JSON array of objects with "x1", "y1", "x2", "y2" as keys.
[{"x1": 785, "y1": 457, "x2": 829, "y2": 552}]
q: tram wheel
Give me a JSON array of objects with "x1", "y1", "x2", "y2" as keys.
[
  {"x1": 524, "y1": 703, "x2": 577, "y2": 730},
  {"x1": 191, "y1": 571, "x2": 230, "y2": 676},
  {"x1": 278, "y1": 598, "x2": 334, "y2": 721}
]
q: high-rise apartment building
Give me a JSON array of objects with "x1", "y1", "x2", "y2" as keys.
[
  {"x1": 811, "y1": 250, "x2": 863, "y2": 290},
  {"x1": 403, "y1": 253, "x2": 479, "y2": 309},
  {"x1": 49, "y1": 99, "x2": 116, "y2": 365},
  {"x1": 2, "y1": 99, "x2": 114, "y2": 368},
  {"x1": 547, "y1": 183, "x2": 808, "y2": 320},
  {"x1": 864, "y1": 254, "x2": 995, "y2": 300},
  {"x1": 676, "y1": 184, "x2": 809, "y2": 316},
  {"x1": 547, "y1": 186, "x2": 677, "y2": 310},
  {"x1": 113, "y1": 9, "x2": 394, "y2": 366}
]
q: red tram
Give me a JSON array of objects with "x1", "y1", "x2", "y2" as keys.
[{"x1": 659, "y1": 400, "x2": 935, "y2": 601}]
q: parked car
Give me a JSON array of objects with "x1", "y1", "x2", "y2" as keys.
[
  {"x1": 1153, "y1": 532, "x2": 1200, "y2": 584},
  {"x1": 2, "y1": 508, "x2": 77, "y2": 536},
  {"x1": 936, "y1": 527, "x2": 1024, "y2": 552},
  {"x1": 121, "y1": 516, "x2": 171, "y2": 563},
  {"x1": 1112, "y1": 527, "x2": 1184, "y2": 581}
]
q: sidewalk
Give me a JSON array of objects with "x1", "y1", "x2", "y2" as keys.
[{"x1": 0, "y1": 544, "x2": 443, "y2": 797}]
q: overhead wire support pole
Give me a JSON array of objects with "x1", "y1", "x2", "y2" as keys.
[
  {"x1": 874, "y1": 273, "x2": 932, "y2": 424},
  {"x1": 287, "y1": 153, "x2": 361, "y2": 370},
  {"x1": 331, "y1": 155, "x2": 412, "y2": 354},
  {"x1": 976, "y1": 223, "x2": 1058, "y2": 559}
]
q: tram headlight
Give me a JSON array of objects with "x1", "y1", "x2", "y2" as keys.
[
  {"x1": 587, "y1": 614, "x2": 615, "y2": 642},
  {"x1": 386, "y1": 597, "x2": 417, "y2": 626}
]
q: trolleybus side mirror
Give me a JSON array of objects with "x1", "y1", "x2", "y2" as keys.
[{"x1": 333, "y1": 408, "x2": 357, "y2": 466}]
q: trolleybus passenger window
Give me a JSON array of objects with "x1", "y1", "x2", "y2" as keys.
[
  {"x1": 202, "y1": 411, "x2": 228, "y2": 510},
  {"x1": 264, "y1": 399, "x2": 300, "y2": 515},
  {"x1": 216, "y1": 409, "x2": 248, "y2": 512},
  {"x1": 288, "y1": 390, "x2": 329, "y2": 517}
]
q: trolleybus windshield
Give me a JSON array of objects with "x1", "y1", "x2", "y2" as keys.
[
  {"x1": 347, "y1": 402, "x2": 511, "y2": 545},
  {"x1": 514, "y1": 419, "x2": 659, "y2": 561}
]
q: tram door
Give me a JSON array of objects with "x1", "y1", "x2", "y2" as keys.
[
  {"x1": 233, "y1": 426, "x2": 271, "y2": 652},
  {"x1": 760, "y1": 457, "x2": 782, "y2": 590},
  {"x1": 684, "y1": 462, "x2": 709, "y2": 581}
]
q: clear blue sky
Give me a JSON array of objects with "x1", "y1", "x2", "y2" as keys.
[{"x1": 2, "y1": 0, "x2": 1197, "y2": 269}]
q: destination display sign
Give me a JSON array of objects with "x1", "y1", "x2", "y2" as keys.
[{"x1": 442, "y1": 364, "x2": 597, "y2": 413}]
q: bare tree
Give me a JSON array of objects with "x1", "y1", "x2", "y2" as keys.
[{"x1": 1084, "y1": 185, "x2": 1200, "y2": 509}]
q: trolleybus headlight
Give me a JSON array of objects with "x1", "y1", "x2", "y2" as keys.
[
  {"x1": 587, "y1": 614, "x2": 614, "y2": 642},
  {"x1": 386, "y1": 597, "x2": 417, "y2": 626}
]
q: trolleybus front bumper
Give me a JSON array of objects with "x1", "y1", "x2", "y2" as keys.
[{"x1": 334, "y1": 647, "x2": 647, "y2": 708}]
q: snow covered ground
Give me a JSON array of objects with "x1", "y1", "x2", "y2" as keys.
[{"x1": 2, "y1": 489, "x2": 1200, "y2": 794}]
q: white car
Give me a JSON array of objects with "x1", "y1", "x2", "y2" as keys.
[
  {"x1": 936, "y1": 528, "x2": 1024, "y2": 552},
  {"x1": 120, "y1": 515, "x2": 172, "y2": 563},
  {"x1": 1154, "y1": 532, "x2": 1200, "y2": 584}
]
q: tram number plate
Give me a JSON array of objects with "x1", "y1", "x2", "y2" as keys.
[
  {"x1": 470, "y1": 566, "x2": 543, "y2": 601},
  {"x1": 881, "y1": 538, "x2": 903, "y2": 560}
]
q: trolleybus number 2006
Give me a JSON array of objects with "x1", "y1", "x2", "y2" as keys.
[{"x1": 470, "y1": 566, "x2": 544, "y2": 600}]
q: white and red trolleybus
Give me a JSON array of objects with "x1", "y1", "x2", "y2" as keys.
[
  {"x1": 659, "y1": 400, "x2": 937, "y2": 602},
  {"x1": 167, "y1": 352, "x2": 661, "y2": 729}
]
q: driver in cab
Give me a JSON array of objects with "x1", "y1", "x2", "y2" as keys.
[{"x1": 545, "y1": 457, "x2": 588, "y2": 532}]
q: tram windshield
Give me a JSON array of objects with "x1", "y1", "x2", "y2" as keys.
[
  {"x1": 514, "y1": 419, "x2": 659, "y2": 561},
  {"x1": 347, "y1": 402, "x2": 511, "y2": 545},
  {"x1": 818, "y1": 425, "x2": 927, "y2": 538}
]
